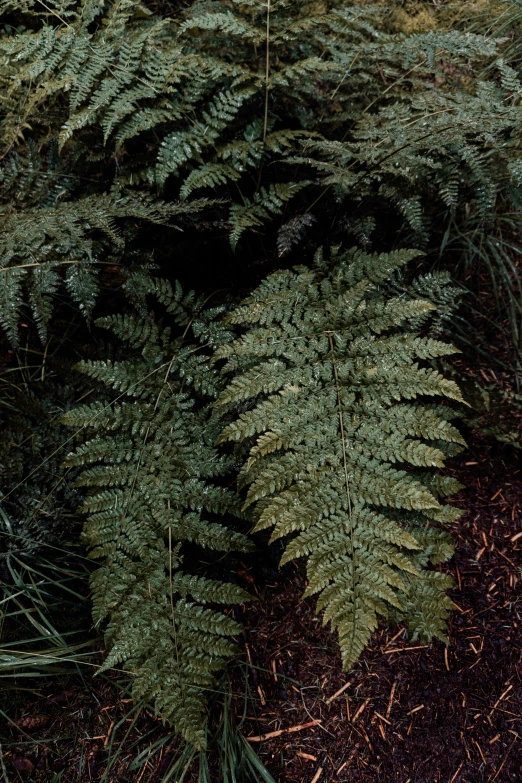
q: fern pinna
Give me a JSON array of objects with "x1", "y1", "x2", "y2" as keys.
[
  {"x1": 215, "y1": 247, "x2": 464, "y2": 669},
  {"x1": 62, "y1": 285, "x2": 253, "y2": 749}
]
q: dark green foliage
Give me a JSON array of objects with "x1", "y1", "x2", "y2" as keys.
[
  {"x1": 2, "y1": 0, "x2": 522, "y2": 373},
  {"x1": 300, "y1": 59, "x2": 522, "y2": 374},
  {"x1": 0, "y1": 0, "x2": 509, "y2": 249},
  {"x1": 61, "y1": 285, "x2": 254, "y2": 748},
  {"x1": 215, "y1": 246, "x2": 464, "y2": 667},
  {"x1": 0, "y1": 141, "x2": 209, "y2": 345},
  {"x1": 0, "y1": 353, "x2": 80, "y2": 561},
  {"x1": 0, "y1": 346, "x2": 97, "y2": 679},
  {"x1": 3, "y1": 0, "x2": 522, "y2": 767}
]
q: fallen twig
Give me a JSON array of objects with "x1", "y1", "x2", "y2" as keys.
[
  {"x1": 326, "y1": 680, "x2": 352, "y2": 704},
  {"x1": 246, "y1": 720, "x2": 320, "y2": 742}
]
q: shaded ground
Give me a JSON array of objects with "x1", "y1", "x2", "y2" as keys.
[
  {"x1": 235, "y1": 432, "x2": 522, "y2": 783},
  {"x1": 2, "y1": 432, "x2": 522, "y2": 781}
]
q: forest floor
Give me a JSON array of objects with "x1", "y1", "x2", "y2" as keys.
[
  {"x1": 235, "y1": 430, "x2": 522, "y2": 783},
  {"x1": 2, "y1": 418, "x2": 522, "y2": 782}
]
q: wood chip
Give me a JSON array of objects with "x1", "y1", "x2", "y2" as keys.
[
  {"x1": 383, "y1": 645, "x2": 428, "y2": 654},
  {"x1": 296, "y1": 751, "x2": 317, "y2": 762},
  {"x1": 386, "y1": 681, "x2": 397, "y2": 720},
  {"x1": 247, "y1": 720, "x2": 320, "y2": 742},
  {"x1": 407, "y1": 704, "x2": 424, "y2": 715},
  {"x1": 352, "y1": 698, "x2": 369, "y2": 724},
  {"x1": 374, "y1": 711, "x2": 391, "y2": 725},
  {"x1": 336, "y1": 761, "x2": 347, "y2": 775},
  {"x1": 444, "y1": 646, "x2": 450, "y2": 671},
  {"x1": 490, "y1": 488, "x2": 503, "y2": 501},
  {"x1": 511, "y1": 531, "x2": 522, "y2": 543},
  {"x1": 310, "y1": 768, "x2": 323, "y2": 783}
]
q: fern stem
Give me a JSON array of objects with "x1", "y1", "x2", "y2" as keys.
[
  {"x1": 37, "y1": 0, "x2": 70, "y2": 27},
  {"x1": 263, "y1": 0, "x2": 271, "y2": 143},
  {"x1": 169, "y1": 525, "x2": 176, "y2": 632},
  {"x1": 327, "y1": 333, "x2": 354, "y2": 552},
  {"x1": 168, "y1": 522, "x2": 180, "y2": 672},
  {"x1": 327, "y1": 332, "x2": 357, "y2": 652}
]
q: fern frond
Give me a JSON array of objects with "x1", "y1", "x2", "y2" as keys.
[
  {"x1": 0, "y1": 180, "x2": 206, "y2": 345},
  {"x1": 62, "y1": 296, "x2": 253, "y2": 748},
  {"x1": 216, "y1": 246, "x2": 464, "y2": 670},
  {"x1": 229, "y1": 182, "x2": 310, "y2": 249}
]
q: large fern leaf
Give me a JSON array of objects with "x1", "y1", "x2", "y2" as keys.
[
  {"x1": 62, "y1": 288, "x2": 253, "y2": 749},
  {"x1": 215, "y1": 246, "x2": 465, "y2": 669}
]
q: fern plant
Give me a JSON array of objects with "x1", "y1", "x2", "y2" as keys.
[
  {"x1": 61, "y1": 283, "x2": 254, "y2": 749},
  {"x1": 215, "y1": 246, "x2": 465, "y2": 668},
  {"x1": 0, "y1": 140, "x2": 211, "y2": 345},
  {"x1": 3, "y1": 0, "x2": 522, "y2": 380},
  {"x1": 1, "y1": 0, "x2": 502, "y2": 245}
]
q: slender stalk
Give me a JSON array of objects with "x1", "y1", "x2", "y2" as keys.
[
  {"x1": 263, "y1": 0, "x2": 271, "y2": 143},
  {"x1": 328, "y1": 331, "x2": 357, "y2": 655}
]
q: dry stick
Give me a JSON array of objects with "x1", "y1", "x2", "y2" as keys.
[
  {"x1": 301, "y1": 691, "x2": 335, "y2": 738},
  {"x1": 352, "y1": 699, "x2": 369, "y2": 724},
  {"x1": 489, "y1": 738, "x2": 516, "y2": 782},
  {"x1": 449, "y1": 762, "x2": 464, "y2": 783},
  {"x1": 326, "y1": 680, "x2": 352, "y2": 705},
  {"x1": 0, "y1": 260, "x2": 80, "y2": 272},
  {"x1": 296, "y1": 751, "x2": 317, "y2": 762},
  {"x1": 247, "y1": 720, "x2": 320, "y2": 742},
  {"x1": 384, "y1": 626, "x2": 406, "y2": 649},
  {"x1": 489, "y1": 684, "x2": 513, "y2": 717},
  {"x1": 386, "y1": 681, "x2": 397, "y2": 720},
  {"x1": 473, "y1": 739, "x2": 487, "y2": 766},
  {"x1": 0, "y1": 743, "x2": 9, "y2": 783}
]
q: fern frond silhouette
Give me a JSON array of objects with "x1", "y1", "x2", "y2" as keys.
[
  {"x1": 215, "y1": 247, "x2": 465, "y2": 669},
  {"x1": 62, "y1": 285, "x2": 253, "y2": 748}
]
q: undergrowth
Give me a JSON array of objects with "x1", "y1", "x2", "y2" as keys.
[{"x1": 2, "y1": 0, "x2": 522, "y2": 777}]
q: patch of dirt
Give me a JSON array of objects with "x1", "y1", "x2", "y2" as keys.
[{"x1": 234, "y1": 432, "x2": 522, "y2": 782}]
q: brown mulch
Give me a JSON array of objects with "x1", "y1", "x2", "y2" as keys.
[
  {"x1": 233, "y1": 432, "x2": 522, "y2": 783},
  {"x1": 2, "y1": 432, "x2": 522, "y2": 781}
]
